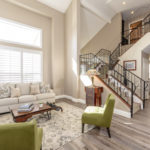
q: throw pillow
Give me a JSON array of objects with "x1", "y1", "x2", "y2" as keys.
[
  {"x1": 40, "y1": 84, "x2": 51, "y2": 93},
  {"x1": 0, "y1": 84, "x2": 10, "y2": 99},
  {"x1": 11, "y1": 87, "x2": 21, "y2": 98},
  {"x1": 16, "y1": 83, "x2": 30, "y2": 95},
  {"x1": 30, "y1": 84, "x2": 40, "y2": 95}
]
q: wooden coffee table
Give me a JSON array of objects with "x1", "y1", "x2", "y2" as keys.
[{"x1": 11, "y1": 103, "x2": 61, "y2": 123}]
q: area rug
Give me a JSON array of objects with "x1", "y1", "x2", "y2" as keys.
[{"x1": 0, "y1": 102, "x2": 92, "y2": 150}]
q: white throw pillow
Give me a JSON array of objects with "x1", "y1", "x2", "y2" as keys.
[
  {"x1": 16, "y1": 83, "x2": 30, "y2": 95},
  {"x1": 0, "y1": 85, "x2": 10, "y2": 99},
  {"x1": 11, "y1": 87, "x2": 21, "y2": 98},
  {"x1": 30, "y1": 84, "x2": 40, "y2": 95},
  {"x1": 40, "y1": 84, "x2": 52, "y2": 93}
]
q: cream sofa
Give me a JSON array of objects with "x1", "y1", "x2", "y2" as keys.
[{"x1": 0, "y1": 83, "x2": 55, "y2": 113}]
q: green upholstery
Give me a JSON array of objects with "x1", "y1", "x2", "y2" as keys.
[
  {"x1": 0, "y1": 119, "x2": 43, "y2": 150},
  {"x1": 82, "y1": 94, "x2": 115, "y2": 137}
]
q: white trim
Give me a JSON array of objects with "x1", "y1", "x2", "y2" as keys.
[
  {"x1": 55, "y1": 95, "x2": 86, "y2": 104},
  {"x1": 56, "y1": 95, "x2": 131, "y2": 118},
  {"x1": 114, "y1": 109, "x2": 131, "y2": 118}
]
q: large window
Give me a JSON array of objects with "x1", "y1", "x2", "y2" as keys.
[
  {"x1": 0, "y1": 46, "x2": 42, "y2": 83},
  {"x1": 0, "y1": 18, "x2": 42, "y2": 48}
]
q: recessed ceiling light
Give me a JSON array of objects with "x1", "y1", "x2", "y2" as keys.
[
  {"x1": 131, "y1": 11, "x2": 134, "y2": 14},
  {"x1": 122, "y1": 1, "x2": 126, "y2": 5}
]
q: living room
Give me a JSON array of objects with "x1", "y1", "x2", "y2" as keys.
[{"x1": 0, "y1": 0, "x2": 150, "y2": 150}]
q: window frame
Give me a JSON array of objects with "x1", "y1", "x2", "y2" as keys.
[
  {"x1": 0, "y1": 17, "x2": 43, "y2": 48},
  {"x1": 0, "y1": 45, "x2": 43, "y2": 83}
]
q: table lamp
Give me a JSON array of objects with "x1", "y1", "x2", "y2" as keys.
[{"x1": 86, "y1": 69, "x2": 100, "y2": 86}]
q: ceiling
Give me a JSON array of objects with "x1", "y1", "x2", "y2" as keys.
[
  {"x1": 37, "y1": 0, "x2": 150, "y2": 21},
  {"x1": 81, "y1": 0, "x2": 150, "y2": 21},
  {"x1": 37, "y1": 0, "x2": 72, "y2": 13},
  {"x1": 107, "y1": 0, "x2": 150, "y2": 20}
]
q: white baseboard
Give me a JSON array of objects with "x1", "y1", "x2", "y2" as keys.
[
  {"x1": 55, "y1": 95, "x2": 86, "y2": 104},
  {"x1": 56, "y1": 95, "x2": 131, "y2": 118},
  {"x1": 114, "y1": 109, "x2": 131, "y2": 118}
]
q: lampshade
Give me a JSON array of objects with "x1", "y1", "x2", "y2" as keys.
[{"x1": 86, "y1": 69, "x2": 99, "y2": 77}]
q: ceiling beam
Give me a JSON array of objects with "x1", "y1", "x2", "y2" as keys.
[{"x1": 81, "y1": 0, "x2": 116, "y2": 23}]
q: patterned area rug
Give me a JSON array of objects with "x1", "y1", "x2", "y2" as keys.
[{"x1": 0, "y1": 102, "x2": 92, "y2": 150}]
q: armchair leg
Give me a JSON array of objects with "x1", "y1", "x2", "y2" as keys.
[
  {"x1": 82, "y1": 123, "x2": 85, "y2": 133},
  {"x1": 107, "y1": 128, "x2": 111, "y2": 138}
]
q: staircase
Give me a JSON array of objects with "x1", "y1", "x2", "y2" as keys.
[{"x1": 80, "y1": 13, "x2": 150, "y2": 118}]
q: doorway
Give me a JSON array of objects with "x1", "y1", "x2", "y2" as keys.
[{"x1": 130, "y1": 20, "x2": 142, "y2": 44}]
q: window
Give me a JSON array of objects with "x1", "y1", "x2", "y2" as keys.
[
  {"x1": 0, "y1": 47, "x2": 21, "y2": 83},
  {"x1": 23, "y1": 52, "x2": 42, "y2": 83},
  {"x1": 0, "y1": 46, "x2": 42, "y2": 83},
  {"x1": 0, "y1": 18, "x2": 42, "y2": 48}
]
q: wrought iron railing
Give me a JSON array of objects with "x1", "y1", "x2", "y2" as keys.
[
  {"x1": 110, "y1": 13, "x2": 150, "y2": 66},
  {"x1": 80, "y1": 13, "x2": 150, "y2": 117},
  {"x1": 96, "y1": 49, "x2": 111, "y2": 64},
  {"x1": 112, "y1": 63, "x2": 149, "y2": 107},
  {"x1": 80, "y1": 53, "x2": 135, "y2": 117},
  {"x1": 80, "y1": 51, "x2": 149, "y2": 107}
]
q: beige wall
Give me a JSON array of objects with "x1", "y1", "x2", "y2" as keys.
[
  {"x1": 2, "y1": 0, "x2": 65, "y2": 95},
  {"x1": 81, "y1": 13, "x2": 122, "y2": 54},
  {"x1": 64, "y1": 0, "x2": 80, "y2": 98},
  {"x1": 0, "y1": 0, "x2": 51, "y2": 84},
  {"x1": 119, "y1": 32, "x2": 150, "y2": 78}
]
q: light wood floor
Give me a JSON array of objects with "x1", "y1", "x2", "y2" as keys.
[{"x1": 57, "y1": 99, "x2": 150, "y2": 150}]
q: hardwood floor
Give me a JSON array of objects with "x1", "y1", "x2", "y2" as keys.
[{"x1": 56, "y1": 99, "x2": 150, "y2": 150}]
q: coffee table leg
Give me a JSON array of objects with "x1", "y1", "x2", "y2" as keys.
[{"x1": 47, "y1": 111, "x2": 51, "y2": 120}]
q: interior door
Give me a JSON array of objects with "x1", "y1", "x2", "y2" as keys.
[{"x1": 130, "y1": 20, "x2": 142, "y2": 44}]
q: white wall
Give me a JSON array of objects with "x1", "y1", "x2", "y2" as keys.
[
  {"x1": 64, "y1": 0, "x2": 80, "y2": 98},
  {"x1": 119, "y1": 33, "x2": 150, "y2": 78},
  {"x1": 81, "y1": 13, "x2": 122, "y2": 54},
  {"x1": 80, "y1": 7, "x2": 107, "y2": 49},
  {"x1": 142, "y1": 52, "x2": 149, "y2": 80}
]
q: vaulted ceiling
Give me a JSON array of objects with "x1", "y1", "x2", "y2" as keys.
[
  {"x1": 37, "y1": 0, "x2": 72, "y2": 13},
  {"x1": 37, "y1": 0, "x2": 150, "y2": 49},
  {"x1": 37, "y1": 0, "x2": 150, "y2": 21}
]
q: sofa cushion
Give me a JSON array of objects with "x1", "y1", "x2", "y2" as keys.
[
  {"x1": 19, "y1": 95, "x2": 36, "y2": 103},
  {"x1": 16, "y1": 83, "x2": 30, "y2": 96},
  {"x1": 36, "y1": 93, "x2": 55, "y2": 100},
  {"x1": 0, "y1": 97, "x2": 18, "y2": 106}
]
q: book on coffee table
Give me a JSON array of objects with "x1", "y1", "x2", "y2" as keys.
[
  {"x1": 18, "y1": 106, "x2": 34, "y2": 112},
  {"x1": 18, "y1": 103, "x2": 34, "y2": 112},
  {"x1": 19, "y1": 103, "x2": 33, "y2": 109}
]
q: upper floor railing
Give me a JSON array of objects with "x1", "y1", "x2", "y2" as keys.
[
  {"x1": 110, "y1": 13, "x2": 150, "y2": 66},
  {"x1": 80, "y1": 50, "x2": 149, "y2": 109}
]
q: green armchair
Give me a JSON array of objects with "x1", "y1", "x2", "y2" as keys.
[
  {"x1": 0, "y1": 119, "x2": 43, "y2": 150},
  {"x1": 82, "y1": 94, "x2": 115, "y2": 138}
]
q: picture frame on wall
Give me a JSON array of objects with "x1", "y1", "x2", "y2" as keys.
[{"x1": 123, "y1": 60, "x2": 136, "y2": 71}]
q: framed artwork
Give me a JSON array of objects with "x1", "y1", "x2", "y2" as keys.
[{"x1": 123, "y1": 60, "x2": 136, "y2": 71}]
